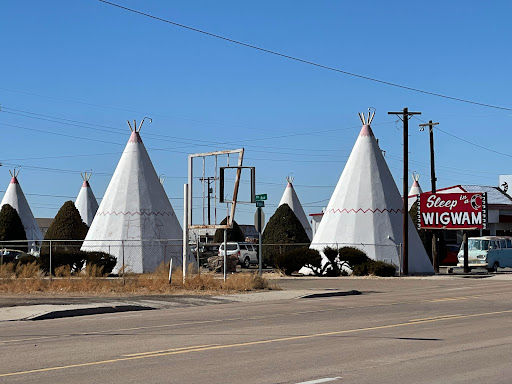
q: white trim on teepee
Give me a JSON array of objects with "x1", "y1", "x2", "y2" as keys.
[
  {"x1": 307, "y1": 113, "x2": 433, "y2": 275},
  {"x1": 81, "y1": 119, "x2": 188, "y2": 273},
  {"x1": 0, "y1": 169, "x2": 43, "y2": 252},
  {"x1": 278, "y1": 175, "x2": 312, "y2": 240},
  {"x1": 75, "y1": 172, "x2": 99, "y2": 227},
  {"x1": 408, "y1": 172, "x2": 423, "y2": 211}
]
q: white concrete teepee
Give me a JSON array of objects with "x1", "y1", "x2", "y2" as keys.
[
  {"x1": 81, "y1": 119, "x2": 184, "y2": 273},
  {"x1": 0, "y1": 170, "x2": 43, "y2": 252},
  {"x1": 75, "y1": 172, "x2": 99, "y2": 227},
  {"x1": 309, "y1": 113, "x2": 433, "y2": 275},
  {"x1": 278, "y1": 176, "x2": 312, "y2": 240},
  {"x1": 408, "y1": 173, "x2": 423, "y2": 211}
]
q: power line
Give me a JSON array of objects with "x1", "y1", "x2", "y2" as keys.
[
  {"x1": 97, "y1": 0, "x2": 512, "y2": 112},
  {"x1": 413, "y1": 116, "x2": 512, "y2": 159},
  {"x1": 1, "y1": 104, "x2": 376, "y2": 157}
]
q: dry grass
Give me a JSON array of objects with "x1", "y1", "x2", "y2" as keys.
[{"x1": 0, "y1": 262, "x2": 278, "y2": 295}]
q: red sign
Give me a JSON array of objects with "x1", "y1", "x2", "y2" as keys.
[{"x1": 417, "y1": 192, "x2": 487, "y2": 230}]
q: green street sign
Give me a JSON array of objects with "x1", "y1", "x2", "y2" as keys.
[
  {"x1": 256, "y1": 201, "x2": 265, "y2": 207},
  {"x1": 255, "y1": 194, "x2": 267, "y2": 201}
]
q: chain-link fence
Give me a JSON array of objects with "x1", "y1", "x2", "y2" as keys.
[
  {"x1": 0, "y1": 239, "x2": 185, "y2": 275},
  {"x1": 0, "y1": 239, "x2": 403, "y2": 275}
]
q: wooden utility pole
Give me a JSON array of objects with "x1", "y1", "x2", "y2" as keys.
[
  {"x1": 388, "y1": 108, "x2": 421, "y2": 275},
  {"x1": 199, "y1": 176, "x2": 217, "y2": 225},
  {"x1": 419, "y1": 120, "x2": 440, "y2": 273}
]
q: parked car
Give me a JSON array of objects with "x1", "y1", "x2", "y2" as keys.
[
  {"x1": 219, "y1": 242, "x2": 258, "y2": 268},
  {"x1": 439, "y1": 244, "x2": 460, "y2": 265},
  {"x1": 457, "y1": 236, "x2": 512, "y2": 272},
  {"x1": 0, "y1": 249, "x2": 29, "y2": 264},
  {"x1": 198, "y1": 243, "x2": 219, "y2": 267}
]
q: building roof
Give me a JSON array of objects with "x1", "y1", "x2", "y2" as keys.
[
  {"x1": 35, "y1": 218, "x2": 54, "y2": 229},
  {"x1": 435, "y1": 185, "x2": 512, "y2": 206}
]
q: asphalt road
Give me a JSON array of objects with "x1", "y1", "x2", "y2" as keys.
[{"x1": 1, "y1": 275, "x2": 511, "y2": 384}]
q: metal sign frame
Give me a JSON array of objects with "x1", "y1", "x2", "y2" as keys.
[
  {"x1": 219, "y1": 166, "x2": 255, "y2": 204},
  {"x1": 188, "y1": 148, "x2": 244, "y2": 230}
]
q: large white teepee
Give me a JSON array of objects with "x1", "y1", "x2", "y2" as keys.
[
  {"x1": 309, "y1": 113, "x2": 433, "y2": 275},
  {"x1": 0, "y1": 170, "x2": 43, "y2": 252},
  {"x1": 82, "y1": 120, "x2": 184, "y2": 273},
  {"x1": 278, "y1": 176, "x2": 312, "y2": 240},
  {"x1": 75, "y1": 172, "x2": 99, "y2": 227},
  {"x1": 408, "y1": 173, "x2": 423, "y2": 211}
]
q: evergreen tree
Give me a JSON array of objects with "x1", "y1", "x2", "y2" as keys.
[
  {"x1": 213, "y1": 217, "x2": 245, "y2": 243},
  {"x1": 262, "y1": 204, "x2": 310, "y2": 267},
  {"x1": 40, "y1": 201, "x2": 89, "y2": 273},
  {"x1": 0, "y1": 204, "x2": 28, "y2": 252},
  {"x1": 44, "y1": 201, "x2": 89, "y2": 243}
]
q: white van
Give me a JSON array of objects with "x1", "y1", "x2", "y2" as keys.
[
  {"x1": 218, "y1": 242, "x2": 258, "y2": 268},
  {"x1": 457, "y1": 236, "x2": 512, "y2": 272}
]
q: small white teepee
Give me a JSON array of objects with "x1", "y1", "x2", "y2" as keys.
[
  {"x1": 75, "y1": 172, "x2": 99, "y2": 227},
  {"x1": 0, "y1": 170, "x2": 43, "y2": 252},
  {"x1": 81, "y1": 119, "x2": 185, "y2": 273},
  {"x1": 308, "y1": 112, "x2": 433, "y2": 275},
  {"x1": 278, "y1": 176, "x2": 312, "y2": 240},
  {"x1": 408, "y1": 173, "x2": 423, "y2": 211}
]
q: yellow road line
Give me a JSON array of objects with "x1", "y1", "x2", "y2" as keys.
[
  {"x1": 1, "y1": 309, "x2": 511, "y2": 378},
  {"x1": 429, "y1": 295, "x2": 482, "y2": 302},
  {"x1": 123, "y1": 344, "x2": 218, "y2": 357},
  {"x1": 408, "y1": 314, "x2": 463, "y2": 322},
  {"x1": 0, "y1": 292, "x2": 502, "y2": 345},
  {"x1": 0, "y1": 336, "x2": 54, "y2": 344}
]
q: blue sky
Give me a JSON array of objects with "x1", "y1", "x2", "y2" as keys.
[{"x1": 1, "y1": 0, "x2": 511, "y2": 226}]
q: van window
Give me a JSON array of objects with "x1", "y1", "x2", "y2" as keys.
[
  {"x1": 507, "y1": 239, "x2": 512, "y2": 248},
  {"x1": 469, "y1": 239, "x2": 490, "y2": 251},
  {"x1": 500, "y1": 240, "x2": 507, "y2": 249}
]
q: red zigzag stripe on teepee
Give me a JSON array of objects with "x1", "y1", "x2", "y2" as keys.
[
  {"x1": 96, "y1": 211, "x2": 173, "y2": 217},
  {"x1": 327, "y1": 208, "x2": 403, "y2": 214}
]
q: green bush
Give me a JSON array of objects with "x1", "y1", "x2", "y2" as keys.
[
  {"x1": 262, "y1": 204, "x2": 310, "y2": 267},
  {"x1": 15, "y1": 254, "x2": 38, "y2": 266},
  {"x1": 0, "y1": 204, "x2": 28, "y2": 253},
  {"x1": 44, "y1": 201, "x2": 89, "y2": 245},
  {"x1": 352, "y1": 260, "x2": 396, "y2": 277},
  {"x1": 40, "y1": 201, "x2": 91, "y2": 274},
  {"x1": 213, "y1": 217, "x2": 245, "y2": 243},
  {"x1": 338, "y1": 247, "x2": 370, "y2": 267},
  {"x1": 40, "y1": 248, "x2": 86, "y2": 274},
  {"x1": 369, "y1": 261, "x2": 396, "y2": 277},
  {"x1": 85, "y1": 251, "x2": 117, "y2": 275},
  {"x1": 276, "y1": 247, "x2": 322, "y2": 275}
]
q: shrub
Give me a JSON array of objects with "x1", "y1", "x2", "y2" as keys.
[
  {"x1": 40, "y1": 201, "x2": 91, "y2": 274},
  {"x1": 85, "y1": 252, "x2": 117, "y2": 275},
  {"x1": 262, "y1": 204, "x2": 310, "y2": 267},
  {"x1": 276, "y1": 247, "x2": 322, "y2": 275},
  {"x1": 213, "y1": 217, "x2": 245, "y2": 243},
  {"x1": 369, "y1": 261, "x2": 396, "y2": 277},
  {"x1": 352, "y1": 260, "x2": 396, "y2": 277},
  {"x1": 15, "y1": 254, "x2": 38, "y2": 266},
  {"x1": 338, "y1": 247, "x2": 370, "y2": 267},
  {"x1": 40, "y1": 248, "x2": 86, "y2": 274},
  {"x1": 0, "y1": 204, "x2": 28, "y2": 252}
]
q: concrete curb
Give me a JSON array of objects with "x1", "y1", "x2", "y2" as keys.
[
  {"x1": 29, "y1": 305, "x2": 153, "y2": 321},
  {"x1": 0, "y1": 303, "x2": 154, "y2": 322}
]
